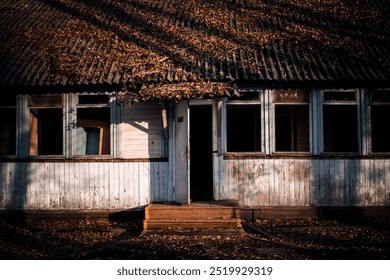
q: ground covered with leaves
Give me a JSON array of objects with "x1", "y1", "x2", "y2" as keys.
[{"x1": 0, "y1": 213, "x2": 389, "y2": 260}]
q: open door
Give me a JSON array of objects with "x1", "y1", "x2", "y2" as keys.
[{"x1": 174, "y1": 100, "x2": 190, "y2": 204}]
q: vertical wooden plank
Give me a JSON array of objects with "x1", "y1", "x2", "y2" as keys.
[
  {"x1": 279, "y1": 159, "x2": 286, "y2": 206},
  {"x1": 297, "y1": 159, "x2": 303, "y2": 206},
  {"x1": 334, "y1": 159, "x2": 341, "y2": 206},
  {"x1": 257, "y1": 158, "x2": 267, "y2": 206},
  {"x1": 124, "y1": 161, "x2": 131, "y2": 208},
  {"x1": 0, "y1": 164, "x2": 5, "y2": 208},
  {"x1": 386, "y1": 159, "x2": 390, "y2": 206},
  {"x1": 287, "y1": 159, "x2": 293, "y2": 206},
  {"x1": 85, "y1": 162, "x2": 92, "y2": 209},
  {"x1": 119, "y1": 161, "x2": 126, "y2": 208},
  {"x1": 317, "y1": 159, "x2": 326, "y2": 206},
  {"x1": 134, "y1": 162, "x2": 141, "y2": 207},
  {"x1": 138, "y1": 162, "x2": 145, "y2": 206},
  {"x1": 153, "y1": 162, "x2": 159, "y2": 202},
  {"x1": 144, "y1": 162, "x2": 151, "y2": 205},
  {"x1": 328, "y1": 159, "x2": 335, "y2": 206},
  {"x1": 54, "y1": 162, "x2": 60, "y2": 209},
  {"x1": 303, "y1": 159, "x2": 311, "y2": 206},
  {"x1": 80, "y1": 162, "x2": 87, "y2": 209},
  {"x1": 360, "y1": 159, "x2": 367, "y2": 206},
  {"x1": 9, "y1": 162, "x2": 16, "y2": 209},
  {"x1": 310, "y1": 159, "x2": 317, "y2": 206},
  {"x1": 24, "y1": 163, "x2": 32, "y2": 208},
  {"x1": 377, "y1": 159, "x2": 385, "y2": 206},
  {"x1": 47, "y1": 162, "x2": 54, "y2": 209},
  {"x1": 150, "y1": 162, "x2": 157, "y2": 203},
  {"x1": 3, "y1": 163, "x2": 10, "y2": 208},
  {"x1": 242, "y1": 159, "x2": 249, "y2": 206},
  {"x1": 92, "y1": 162, "x2": 98, "y2": 209},
  {"x1": 11, "y1": 162, "x2": 20, "y2": 209},
  {"x1": 245, "y1": 159, "x2": 253, "y2": 206},
  {"x1": 160, "y1": 161, "x2": 167, "y2": 201},
  {"x1": 355, "y1": 159, "x2": 363, "y2": 206},
  {"x1": 108, "y1": 162, "x2": 114, "y2": 209},
  {"x1": 237, "y1": 158, "x2": 244, "y2": 206},
  {"x1": 20, "y1": 162, "x2": 27, "y2": 209},
  {"x1": 270, "y1": 159, "x2": 278, "y2": 206},
  {"x1": 75, "y1": 162, "x2": 81, "y2": 210},
  {"x1": 94, "y1": 162, "x2": 101, "y2": 209},
  {"x1": 59, "y1": 161, "x2": 66, "y2": 209},
  {"x1": 365, "y1": 159, "x2": 372, "y2": 206},
  {"x1": 127, "y1": 161, "x2": 134, "y2": 208},
  {"x1": 221, "y1": 159, "x2": 228, "y2": 200},
  {"x1": 105, "y1": 162, "x2": 111, "y2": 209},
  {"x1": 343, "y1": 159, "x2": 350, "y2": 206},
  {"x1": 70, "y1": 161, "x2": 76, "y2": 209},
  {"x1": 370, "y1": 159, "x2": 377, "y2": 206},
  {"x1": 349, "y1": 159, "x2": 357, "y2": 206},
  {"x1": 104, "y1": 162, "x2": 109, "y2": 209}
]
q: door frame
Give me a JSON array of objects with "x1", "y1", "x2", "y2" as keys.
[{"x1": 173, "y1": 99, "x2": 219, "y2": 204}]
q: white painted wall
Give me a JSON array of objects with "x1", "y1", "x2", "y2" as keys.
[{"x1": 120, "y1": 102, "x2": 163, "y2": 159}]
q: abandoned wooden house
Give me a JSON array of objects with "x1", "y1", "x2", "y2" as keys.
[{"x1": 0, "y1": 0, "x2": 389, "y2": 223}]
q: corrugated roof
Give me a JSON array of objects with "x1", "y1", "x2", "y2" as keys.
[{"x1": 0, "y1": 0, "x2": 389, "y2": 100}]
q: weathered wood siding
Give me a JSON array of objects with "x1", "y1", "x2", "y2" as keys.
[
  {"x1": 221, "y1": 158, "x2": 390, "y2": 207},
  {"x1": 121, "y1": 102, "x2": 162, "y2": 158},
  {"x1": 0, "y1": 161, "x2": 170, "y2": 210}
]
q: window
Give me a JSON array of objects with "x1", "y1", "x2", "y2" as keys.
[
  {"x1": 273, "y1": 90, "x2": 310, "y2": 152},
  {"x1": 76, "y1": 95, "x2": 110, "y2": 156},
  {"x1": 323, "y1": 91, "x2": 358, "y2": 153},
  {"x1": 0, "y1": 95, "x2": 16, "y2": 156},
  {"x1": 370, "y1": 90, "x2": 390, "y2": 153},
  {"x1": 29, "y1": 95, "x2": 63, "y2": 156},
  {"x1": 226, "y1": 92, "x2": 262, "y2": 153}
]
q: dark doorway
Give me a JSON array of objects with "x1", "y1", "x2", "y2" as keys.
[{"x1": 190, "y1": 105, "x2": 213, "y2": 201}]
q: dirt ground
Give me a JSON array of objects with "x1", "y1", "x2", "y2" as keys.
[{"x1": 0, "y1": 212, "x2": 389, "y2": 260}]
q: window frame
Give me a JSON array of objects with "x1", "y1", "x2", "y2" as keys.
[
  {"x1": 223, "y1": 91, "x2": 265, "y2": 156},
  {"x1": 27, "y1": 94, "x2": 65, "y2": 158},
  {"x1": 271, "y1": 89, "x2": 311, "y2": 156},
  {"x1": 368, "y1": 89, "x2": 390, "y2": 155},
  {"x1": 71, "y1": 93, "x2": 115, "y2": 158},
  {"x1": 320, "y1": 89, "x2": 361, "y2": 155}
]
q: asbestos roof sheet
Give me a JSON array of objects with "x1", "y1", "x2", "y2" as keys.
[{"x1": 0, "y1": 0, "x2": 389, "y2": 97}]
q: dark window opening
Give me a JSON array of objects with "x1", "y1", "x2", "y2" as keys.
[
  {"x1": 371, "y1": 90, "x2": 390, "y2": 103},
  {"x1": 78, "y1": 95, "x2": 110, "y2": 105},
  {"x1": 371, "y1": 105, "x2": 390, "y2": 152},
  {"x1": 30, "y1": 109, "x2": 63, "y2": 155},
  {"x1": 76, "y1": 107, "x2": 110, "y2": 155},
  {"x1": 323, "y1": 105, "x2": 358, "y2": 152},
  {"x1": 275, "y1": 105, "x2": 309, "y2": 152},
  {"x1": 227, "y1": 105, "x2": 261, "y2": 152},
  {"x1": 1, "y1": 95, "x2": 17, "y2": 106},
  {"x1": 0, "y1": 108, "x2": 16, "y2": 155}
]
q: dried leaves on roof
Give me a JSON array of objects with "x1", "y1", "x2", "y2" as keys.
[{"x1": 0, "y1": 0, "x2": 389, "y2": 101}]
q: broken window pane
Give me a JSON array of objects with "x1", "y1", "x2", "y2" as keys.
[
  {"x1": 275, "y1": 105, "x2": 309, "y2": 152},
  {"x1": 29, "y1": 109, "x2": 63, "y2": 155},
  {"x1": 76, "y1": 107, "x2": 110, "y2": 155},
  {"x1": 227, "y1": 105, "x2": 261, "y2": 152}
]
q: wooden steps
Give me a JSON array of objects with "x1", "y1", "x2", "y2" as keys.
[{"x1": 143, "y1": 201, "x2": 244, "y2": 235}]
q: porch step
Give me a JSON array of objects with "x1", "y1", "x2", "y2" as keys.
[{"x1": 143, "y1": 201, "x2": 244, "y2": 235}]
